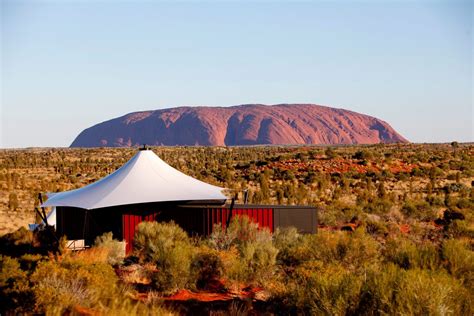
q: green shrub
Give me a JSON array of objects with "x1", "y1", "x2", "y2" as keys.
[
  {"x1": 364, "y1": 198, "x2": 393, "y2": 215},
  {"x1": 208, "y1": 223, "x2": 238, "y2": 251},
  {"x1": 356, "y1": 264, "x2": 403, "y2": 314},
  {"x1": 95, "y1": 297, "x2": 174, "y2": 316},
  {"x1": 307, "y1": 265, "x2": 362, "y2": 315},
  {"x1": 277, "y1": 264, "x2": 363, "y2": 315},
  {"x1": 301, "y1": 229, "x2": 380, "y2": 271},
  {"x1": 0, "y1": 227, "x2": 34, "y2": 257},
  {"x1": 31, "y1": 256, "x2": 118, "y2": 314},
  {"x1": 395, "y1": 269, "x2": 472, "y2": 315},
  {"x1": 384, "y1": 237, "x2": 440, "y2": 270},
  {"x1": 209, "y1": 216, "x2": 278, "y2": 284},
  {"x1": 445, "y1": 220, "x2": 474, "y2": 239},
  {"x1": 94, "y1": 232, "x2": 125, "y2": 265},
  {"x1": 357, "y1": 264, "x2": 472, "y2": 315},
  {"x1": 134, "y1": 221, "x2": 193, "y2": 294},
  {"x1": 364, "y1": 219, "x2": 389, "y2": 237},
  {"x1": 0, "y1": 255, "x2": 34, "y2": 314},
  {"x1": 273, "y1": 227, "x2": 304, "y2": 266},
  {"x1": 442, "y1": 239, "x2": 474, "y2": 290},
  {"x1": 320, "y1": 203, "x2": 363, "y2": 226},
  {"x1": 401, "y1": 200, "x2": 437, "y2": 221},
  {"x1": 190, "y1": 246, "x2": 224, "y2": 289},
  {"x1": 18, "y1": 253, "x2": 45, "y2": 272}
]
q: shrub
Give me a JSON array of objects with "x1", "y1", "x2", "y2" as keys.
[
  {"x1": 275, "y1": 264, "x2": 363, "y2": 315},
  {"x1": 301, "y1": 229, "x2": 380, "y2": 271},
  {"x1": 394, "y1": 269, "x2": 472, "y2": 315},
  {"x1": 190, "y1": 246, "x2": 224, "y2": 289},
  {"x1": 357, "y1": 264, "x2": 472, "y2": 315},
  {"x1": 363, "y1": 198, "x2": 393, "y2": 215},
  {"x1": 18, "y1": 253, "x2": 45, "y2": 271},
  {"x1": 273, "y1": 227, "x2": 304, "y2": 266},
  {"x1": 364, "y1": 219, "x2": 389, "y2": 237},
  {"x1": 444, "y1": 219, "x2": 474, "y2": 239},
  {"x1": 0, "y1": 255, "x2": 34, "y2": 314},
  {"x1": 321, "y1": 203, "x2": 363, "y2": 225},
  {"x1": 401, "y1": 200, "x2": 437, "y2": 221},
  {"x1": 384, "y1": 237, "x2": 440, "y2": 270},
  {"x1": 208, "y1": 223, "x2": 238, "y2": 251},
  {"x1": 94, "y1": 232, "x2": 125, "y2": 265},
  {"x1": 95, "y1": 297, "x2": 174, "y2": 316},
  {"x1": 306, "y1": 265, "x2": 362, "y2": 315},
  {"x1": 30, "y1": 255, "x2": 118, "y2": 314},
  {"x1": 209, "y1": 216, "x2": 278, "y2": 284},
  {"x1": 356, "y1": 264, "x2": 403, "y2": 314},
  {"x1": 0, "y1": 227, "x2": 34, "y2": 257},
  {"x1": 442, "y1": 239, "x2": 474, "y2": 290},
  {"x1": 134, "y1": 221, "x2": 194, "y2": 294}
]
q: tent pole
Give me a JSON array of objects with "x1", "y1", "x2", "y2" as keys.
[
  {"x1": 38, "y1": 193, "x2": 49, "y2": 226},
  {"x1": 225, "y1": 194, "x2": 237, "y2": 229},
  {"x1": 34, "y1": 207, "x2": 47, "y2": 224}
]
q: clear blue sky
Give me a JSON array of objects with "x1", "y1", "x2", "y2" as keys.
[{"x1": 1, "y1": 0, "x2": 472, "y2": 147}]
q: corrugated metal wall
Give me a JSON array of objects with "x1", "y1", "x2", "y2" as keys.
[
  {"x1": 60, "y1": 204, "x2": 316, "y2": 254},
  {"x1": 122, "y1": 207, "x2": 275, "y2": 253},
  {"x1": 205, "y1": 207, "x2": 274, "y2": 235},
  {"x1": 122, "y1": 210, "x2": 160, "y2": 254}
]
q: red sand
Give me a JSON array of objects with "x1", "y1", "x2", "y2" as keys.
[{"x1": 166, "y1": 289, "x2": 234, "y2": 302}]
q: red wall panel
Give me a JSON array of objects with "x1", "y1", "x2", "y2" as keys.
[
  {"x1": 123, "y1": 207, "x2": 275, "y2": 254},
  {"x1": 205, "y1": 207, "x2": 274, "y2": 235}
]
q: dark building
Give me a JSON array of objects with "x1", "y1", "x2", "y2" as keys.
[{"x1": 44, "y1": 149, "x2": 317, "y2": 253}]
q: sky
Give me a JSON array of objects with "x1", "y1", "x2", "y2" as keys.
[{"x1": 1, "y1": 0, "x2": 472, "y2": 148}]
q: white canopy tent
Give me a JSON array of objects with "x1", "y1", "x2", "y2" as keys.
[{"x1": 41, "y1": 149, "x2": 228, "y2": 210}]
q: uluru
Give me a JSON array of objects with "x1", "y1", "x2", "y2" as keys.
[{"x1": 70, "y1": 104, "x2": 408, "y2": 147}]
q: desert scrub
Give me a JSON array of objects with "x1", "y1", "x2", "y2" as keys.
[
  {"x1": 273, "y1": 227, "x2": 305, "y2": 266},
  {"x1": 95, "y1": 297, "x2": 175, "y2": 316},
  {"x1": 444, "y1": 219, "x2": 474, "y2": 239},
  {"x1": 94, "y1": 231, "x2": 126, "y2": 265},
  {"x1": 357, "y1": 264, "x2": 472, "y2": 315},
  {"x1": 0, "y1": 227, "x2": 34, "y2": 257},
  {"x1": 190, "y1": 246, "x2": 225, "y2": 289},
  {"x1": 401, "y1": 199, "x2": 437, "y2": 221},
  {"x1": 133, "y1": 221, "x2": 194, "y2": 294},
  {"x1": 31, "y1": 255, "x2": 119, "y2": 314},
  {"x1": 209, "y1": 216, "x2": 278, "y2": 285},
  {"x1": 300, "y1": 229, "x2": 380, "y2": 271},
  {"x1": 394, "y1": 268, "x2": 472, "y2": 315},
  {"x1": 384, "y1": 237, "x2": 441, "y2": 270},
  {"x1": 356, "y1": 264, "x2": 404, "y2": 314},
  {"x1": 274, "y1": 263, "x2": 363, "y2": 315},
  {"x1": 320, "y1": 202, "x2": 363, "y2": 226},
  {"x1": 442, "y1": 238, "x2": 474, "y2": 290},
  {"x1": 0, "y1": 255, "x2": 34, "y2": 314},
  {"x1": 306, "y1": 264, "x2": 362, "y2": 315}
]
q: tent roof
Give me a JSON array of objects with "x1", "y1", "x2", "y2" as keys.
[{"x1": 41, "y1": 149, "x2": 228, "y2": 210}]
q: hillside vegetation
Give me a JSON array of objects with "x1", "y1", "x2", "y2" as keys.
[{"x1": 0, "y1": 144, "x2": 473, "y2": 314}]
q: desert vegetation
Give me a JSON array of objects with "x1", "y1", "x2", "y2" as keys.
[{"x1": 0, "y1": 143, "x2": 473, "y2": 314}]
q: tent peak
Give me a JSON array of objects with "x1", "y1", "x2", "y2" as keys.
[{"x1": 41, "y1": 148, "x2": 228, "y2": 209}]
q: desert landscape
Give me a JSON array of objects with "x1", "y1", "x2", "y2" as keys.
[
  {"x1": 1, "y1": 143, "x2": 472, "y2": 314},
  {"x1": 2, "y1": 1, "x2": 471, "y2": 314}
]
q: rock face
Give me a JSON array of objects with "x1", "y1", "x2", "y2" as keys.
[{"x1": 70, "y1": 104, "x2": 408, "y2": 147}]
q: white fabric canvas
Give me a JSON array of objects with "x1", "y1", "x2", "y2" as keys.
[{"x1": 41, "y1": 150, "x2": 228, "y2": 209}]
